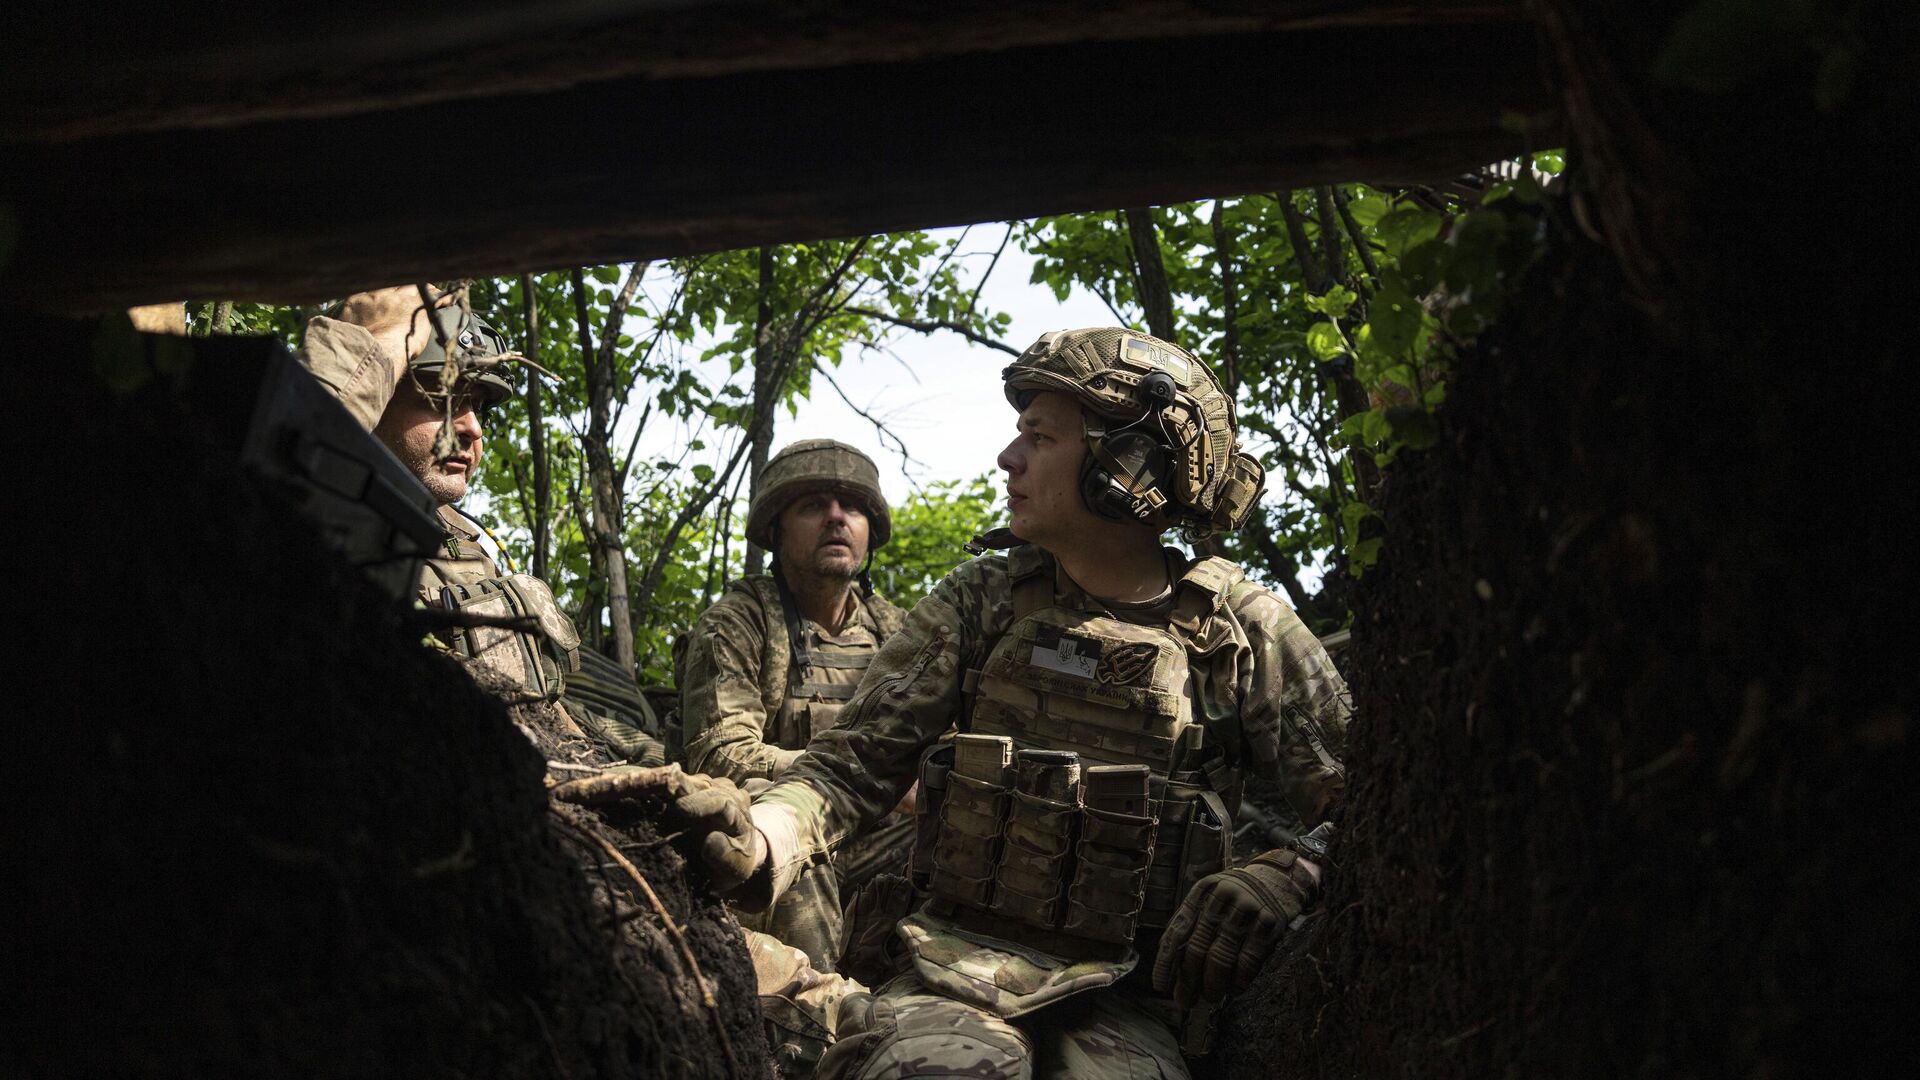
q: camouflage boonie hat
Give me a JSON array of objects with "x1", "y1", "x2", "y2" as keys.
[
  {"x1": 746, "y1": 439, "x2": 892, "y2": 550},
  {"x1": 411, "y1": 305, "x2": 515, "y2": 408},
  {"x1": 1003, "y1": 328, "x2": 1264, "y2": 534}
]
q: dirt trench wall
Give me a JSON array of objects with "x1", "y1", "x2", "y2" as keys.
[
  {"x1": 4, "y1": 323, "x2": 768, "y2": 1079},
  {"x1": 1221, "y1": 6, "x2": 1918, "y2": 1077}
]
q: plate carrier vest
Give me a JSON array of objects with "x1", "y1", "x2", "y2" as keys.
[{"x1": 913, "y1": 545, "x2": 1247, "y2": 962}]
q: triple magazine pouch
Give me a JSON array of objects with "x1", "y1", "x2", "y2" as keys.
[{"x1": 912, "y1": 731, "x2": 1230, "y2": 956}]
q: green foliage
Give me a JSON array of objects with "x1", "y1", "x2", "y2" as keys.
[
  {"x1": 221, "y1": 167, "x2": 1561, "y2": 665},
  {"x1": 876, "y1": 476, "x2": 1002, "y2": 607},
  {"x1": 1016, "y1": 169, "x2": 1556, "y2": 613}
]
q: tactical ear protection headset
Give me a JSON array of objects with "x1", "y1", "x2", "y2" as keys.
[{"x1": 1079, "y1": 369, "x2": 1184, "y2": 525}]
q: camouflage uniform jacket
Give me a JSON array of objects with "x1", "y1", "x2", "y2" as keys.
[
  {"x1": 750, "y1": 547, "x2": 1351, "y2": 907},
  {"x1": 680, "y1": 576, "x2": 906, "y2": 782}
]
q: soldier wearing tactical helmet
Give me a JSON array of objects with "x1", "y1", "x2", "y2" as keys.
[
  {"x1": 296, "y1": 286, "x2": 663, "y2": 760},
  {"x1": 662, "y1": 328, "x2": 1352, "y2": 1079},
  {"x1": 676, "y1": 439, "x2": 912, "y2": 973}
]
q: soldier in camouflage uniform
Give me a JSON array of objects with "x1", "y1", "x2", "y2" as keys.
[
  {"x1": 295, "y1": 286, "x2": 663, "y2": 759},
  {"x1": 677, "y1": 439, "x2": 915, "y2": 972},
  {"x1": 664, "y1": 328, "x2": 1351, "y2": 1078}
]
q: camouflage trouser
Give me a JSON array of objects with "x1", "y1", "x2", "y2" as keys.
[
  {"x1": 738, "y1": 855, "x2": 844, "y2": 972},
  {"x1": 817, "y1": 973, "x2": 1188, "y2": 1080},
  {"x1": 745, "y1": 929, "x2": 868, "y2": 1080}
]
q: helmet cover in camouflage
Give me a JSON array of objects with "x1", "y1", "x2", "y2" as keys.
[
  {"x1": 410, "y1": 305, "x2": 516, "y2": 407},
  {"x1": 1002, "y1": 328, "x2": 1264, "y2": 535},
  {"x1": 746, "y1": 439, "x2": 892, "y2": 550}
]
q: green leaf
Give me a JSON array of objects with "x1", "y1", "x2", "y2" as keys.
[
  {"x1": 1348, "y1": 536, "x2": 1383, "y2": 574},
  {"x1": 692, "y1": 463, "x2": 715, "y2": 484},
  {"x1": 1306, "y1": 321, "x2": 1347, "y2": 361},
  {"x1": 1367, "y1": 277, "x2": 1422, "y2": 357},
  {"x1": 590, "y1": 265, "x2": 619, "y2": 284},
  {"x1": 1306, "y1": 285, "x2": 1358, "y2": 318},
  {"x1": 1347, "y1": 195, "x2": 1390, "y2": 229},
  {"x1": 1383, "y1": 406, "x2": 1439, "y2": 450}
]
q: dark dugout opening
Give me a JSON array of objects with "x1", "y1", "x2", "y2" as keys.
[{"x1": 5, "y1": 3, "x2": 1913, "y2": 1077}]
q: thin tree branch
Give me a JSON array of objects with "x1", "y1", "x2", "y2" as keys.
[
  {"x1": 1313, "y1": 186, "x2": 1346, "y2": 290},
  {"x1": 613, "y1": 400, "x2": 654, "y2": 495},
  {"x1": 1276, "y1": 193, "x2": 1332, "y2": 294},
  {"x1": 1332, "y1": 186, "x2": 1380, "y2": 281},
  {"x1": 1122, "y1": 207, "x2": 1175, "y2": 340},
  {"x1": 840, "y1": 306, "x2": 1018, "y2": 354},
  {"x1": 815, "y1": 360, "x2": 924, "y2": 473},
  {"x1": 962, "y1": 223, "x2": 1014, "y2": 321}
]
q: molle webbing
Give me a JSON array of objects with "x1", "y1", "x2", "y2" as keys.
[
  {"x1": 918, "y1": 753, "x2": 1230, "y2": 952},
  {"x1": 918, "y1": 548, "x2": 1247, "y2": 955}
]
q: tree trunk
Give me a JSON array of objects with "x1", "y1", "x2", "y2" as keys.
[
  {"x1": 570, "y1": 268, "x2": 634, "y2": 672},
  {"x1": 523, "y1": 273, "x2": 552, "y2": 583},
  {"x1": 1123, "y1": 208, "x2": 1175, "y2": 340},
  {"x1": 1210, "y1": 201, "x2": 1240, "y2": 399},
  {"x1": 743, "y1": 246, "x2": 778, "y2": 577}
]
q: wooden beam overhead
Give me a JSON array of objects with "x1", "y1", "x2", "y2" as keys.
[{"x1": 0, "y1": 8, "x2": 1552, "y2": 308}]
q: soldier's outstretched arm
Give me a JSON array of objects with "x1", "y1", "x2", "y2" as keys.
[
  {"x1": 680, "y1": 596, "x2": 800, "y2": 781},
  {"x1": 751, "y1": 559, "x2": 1000, "y2": 904}
]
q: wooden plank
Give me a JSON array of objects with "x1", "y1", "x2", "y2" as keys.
[
  {"x1": 2, "y1": 2, "x2": 1526, "y2": 142},
  {"x1": 0, "y1": 22, "x2": 1553, "y2": 308}
]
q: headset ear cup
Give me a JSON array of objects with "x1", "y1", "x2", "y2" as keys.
[
  {"x1": 1080, "y1": 461, "x2": 1137, "y2": 522},
  {"x1": 1084, "y1": 432, "x2": 1172, "y2": 524}
]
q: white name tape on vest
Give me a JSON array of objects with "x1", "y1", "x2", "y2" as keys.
[{"x1": 1032, "y1": 633, "x2": 1099, "y2": 680}]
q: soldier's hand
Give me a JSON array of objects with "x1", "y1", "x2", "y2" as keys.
[
  {"x1": 1151, "y1": 849, "x2": 1319, "y2": 1007},
  {"x1": 663, "y1": 772, "x2": 768, "y2": 894},
  {"x1": 334, "y1": 285, "x2": 456, "y2": 384},
  {"x1": 550, "y1": 763, "x2": 767, "y2": 893}
]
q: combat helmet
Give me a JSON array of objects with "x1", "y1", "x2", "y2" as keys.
[
  {"x1": 1002, "y1": 328, "x2": 1265, "y2": 535},
  {"x1": 745, "y1": 439, "x2": 892, "y2": 550},
  {"x1": 409, "y1": 304, "x2": 516, "y2": 408}
]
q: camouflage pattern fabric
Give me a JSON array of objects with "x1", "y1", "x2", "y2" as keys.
[
  {"x1": 566, "y1": 647, "x2": 667, "y2": 765},
  {"x1": 746, "y1": 546, "x2": 1350, "y2": 1063},
  {"x1": 745, "y1": 928, "x2": 869, "y2": 1080},
  {"x1": 817, "y1": 971, "x2": 1188, "y2": 1080},
  {"x1": 679, "y1": 575, "x2": 913, "y2": 971},
  {"x1": 745, "y1": 438, "x2": 895, "y2": 549},
  {"x1": 679, "y1": 576, "x2": 903, "y2": 781},
  {"x1": 297, "y1": 317, "x2": 596, "y2": 715},
  {"x1": 754, "y1": 548, "x2": 1350, "y2": 894},
  {"x1": 837, "y1": 872, "x2": 920, "y2": 988}
]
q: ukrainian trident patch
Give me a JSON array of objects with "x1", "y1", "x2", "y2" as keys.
[{"x1": 1098, "y1": 642, "x2": 1158, "y2": 686}]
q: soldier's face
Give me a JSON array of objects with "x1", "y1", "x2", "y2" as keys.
[
  {"x1": 373, "y1": 382, "x2": 485, "y2": 505},
  {"x1": 998, "y1": 391, "x2": 1096, "y2": 546},
  {"x1": 777, "y1": 492, "x2": 870, "y2": 581}
]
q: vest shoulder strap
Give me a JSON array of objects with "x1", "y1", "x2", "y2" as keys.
[
  {"x1": 1007, "y1": 545, "x2": 1054, "y2": 622},
  {"x1": 741, "y1": 575, "x2": 792, "y2": 720},
  {"x1": 865, "y1": 590, "x2": 909, "y2": 640},
  {"x1": 1169, "y1": 556, "x2": 1244, "y2": 649}
]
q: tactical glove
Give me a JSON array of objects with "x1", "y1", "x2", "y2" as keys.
[
  {"x1": 664, "y1": 773, "x2": 767, "y2": 894},
  {"x1": 1152, "y1": 848, "x2": 1318, "y2": 1007}
]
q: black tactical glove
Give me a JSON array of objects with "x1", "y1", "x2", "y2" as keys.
[
  {"x1": 837, "y1": 872, "x2": 920, "y2": 987},
  {"x1": 1152, "y1": 848, "x2": 1318, "y2": 1007}
]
